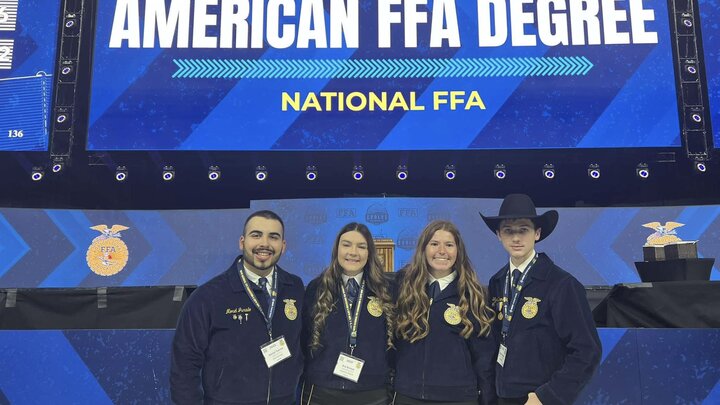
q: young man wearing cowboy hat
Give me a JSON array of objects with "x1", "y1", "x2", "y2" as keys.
[{"x1": 481, "y1": 194, "x2": 601, "y2": 405}]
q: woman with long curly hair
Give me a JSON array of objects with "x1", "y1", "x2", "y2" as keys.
[
  {"x1": 392, "y1": 220, "x2": 497, "y2": 405},
  {"x1": 301, "y1": 222, "x2": 394, "y2": 405}
]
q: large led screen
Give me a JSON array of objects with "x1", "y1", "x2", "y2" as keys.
[
  {"x1": 88, "y1": 0, "x2": 681, "y2": 151},
  {"x1": 0, "y1": 0, "x2": 61, "y2": 151},
  {"x1": 699, "y1": 0, "x2": 718, "y2": 146}
]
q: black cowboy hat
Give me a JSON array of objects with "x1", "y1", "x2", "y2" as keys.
[{"x1": 480, "y1": 194, "x2": 559, "y2": 242}]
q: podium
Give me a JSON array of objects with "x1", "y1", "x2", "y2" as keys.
[{"x1": 634, "y1": 258, "x2": 714, "y2": 282}]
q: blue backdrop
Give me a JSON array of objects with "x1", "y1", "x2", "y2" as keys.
[
  {"x1": 1, "y1": 197, "x2": 719, "y2": 288},
  {"x1": 87, "y1": 0, "x2": 681, "y2": 150},
  {"x1": 0, "y1": 0, "x2": 60, "y2": 151},
  {"x1": 700, "y1": 0, "x2": 719, "y2": 147}
]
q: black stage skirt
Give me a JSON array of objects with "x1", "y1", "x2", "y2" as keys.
[
  {"x1": 300, "y1": 383, "x2": 389, "y2": 405},
  {"x1": 391, "y1": 392, "x2": 477, "y2": 405}
]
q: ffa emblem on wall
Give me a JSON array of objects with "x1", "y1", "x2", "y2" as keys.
[
  {"x1": 643, "y1": 221, "x2": 684, "y2": 245},
  {"x1": 86, "y1": 225, "x2": 130, "y2": 276}
]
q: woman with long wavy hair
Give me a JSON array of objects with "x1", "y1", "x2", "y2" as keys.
[
  {"x1": 301, "y1": 222, "x2": 394, "y2": 405},
  {"x1": 392, "y1": 220, "x2": 497, "y2": 405}
]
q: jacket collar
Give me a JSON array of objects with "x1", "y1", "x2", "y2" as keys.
[
  {"x1": 435, "y1": 276, "x2": 459, "y2": 302},
  {"x1": 227, "y1": 255, "x2": 294, "y2": 293},
  {"x1": 491, "y1": 252, "x2": 553, "y2": 284}
]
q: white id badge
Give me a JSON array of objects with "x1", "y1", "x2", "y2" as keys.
[
  {"x1": 333, "y1": 352, "x2": 365, "y2": 383},
  {"x1": 260, "y1": 335, "x2": 292, "y2": 368},
  {"x1": 497, "y1": 344, "x2": 507, "y2": 367}
]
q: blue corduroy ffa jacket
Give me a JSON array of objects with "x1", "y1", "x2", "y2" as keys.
[
  {"x1": 393, "y1": 271, "x2": 497, "y2": 405},
  {"x1": 170, "y1": 256, "x2": 305, "y2": 405},
  {"x1": 301, "y1": 276, "x2": 392, "y2": 391},
  {"x1": 488, "y1": 253, "x2": 601, "y2": 405}
]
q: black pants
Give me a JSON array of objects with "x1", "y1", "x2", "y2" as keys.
[
  {"x1": 301, "y1": 383, "x2": 389, "y2": 405},
  {"x1": 391, "y1": 392, "x2": 477, "y2": 405}
]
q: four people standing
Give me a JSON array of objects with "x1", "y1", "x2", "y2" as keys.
[{"x1": 172, "y1": 201, "x2": 601, "y2": 405}]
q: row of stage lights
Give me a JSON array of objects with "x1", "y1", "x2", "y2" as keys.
[{"x1": 41, "y1": 161, "x2": 703, "y2": 183}]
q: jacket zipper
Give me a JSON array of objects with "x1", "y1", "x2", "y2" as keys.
[{"x1": 421, "y1": 299, "x2": 433, "y2": 399}]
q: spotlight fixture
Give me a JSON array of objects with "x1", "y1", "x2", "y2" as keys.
[
  {"x1": 694, "y1": 161, "x2": 707, "y2": 173},
  {"x1": 352, "y1": 165, "x2": 364, "y2": 181},
  {"x1": 255, "y1": 165, "x2": 268, "y2": 181},
  {"x1": 162, "y1": 165, "x2": 175, "y2": 181},
  {"x1": 31, "y1": 166, "x2": 44, "y2": 182},
  {"x1": 493, "y1": 164, "x2": 507, "y2": 180},
  {"x1": 587, "y1": 163, "x2": 600, "y2": 179},
  {"x1": 305, "y1": 165, "x2": 318, "y2": 181},
  {"x1": 444, "y1": 164, "x2": 456, "y2": 180},
  {"x1": 51, "y1": 158, "x2": 65, "y2": 173},
  {"x1": 208, "y1": 165, "x2": 221, "y2": 181},
  {"x1": 115, "y1": 166, "x2": 128, "y2": 182},
  {"x1": 396, "y1": 165, "x2": 408, "y2": 181},
  {"x1": 542, "y1": 164, "x2": 555, "y2": 180},
  {"x1": 636, "y1": 163, "x2": 650, "y2": 179}
]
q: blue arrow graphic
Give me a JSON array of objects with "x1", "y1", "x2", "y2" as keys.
[{"x1": 172, "y1": 56, "x2": 595, "y2": 79}]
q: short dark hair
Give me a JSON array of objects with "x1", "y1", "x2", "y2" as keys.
[{"x1": 243, "y1": 210, "x2": 285, "y2": 237}]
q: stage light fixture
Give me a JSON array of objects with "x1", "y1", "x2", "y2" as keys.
[
  {"x1": 636, "y1": 163, "x2": 650, "y2": 179},
  {"x1": 51, "y1": 159, "x2": 64, "y2": 174},
  {"x1": 396, "y1": 165, "x2": 408, "y2": 181},
  {"x1": 691, "y1": 113, "x2": 702, "y2": 123},
  {"x1": 444, "y1": 165, "x2": 456, "y2": 180},
  {"x1": 352, "y1": 165, "x2": 364, "y2": 181},
  {"x1": 493, "y1": 164, "x2": 507, "y2": 180},
  {"x1": 694, "y1": 161, "x2": 707, "y2": 173},
  {"x1": 115, "y1": 166, "x2": 128, "y2": 182},
  {"x1": 255, "y1": 166, "x2": 268, "y2": 181},
  {"x1": 31, "y1": 166, "x2": 44, "y2": 182},
  {"x1": 587, "y1": 164, "x2": 600, "y2": 179},
  {"x1": 208, "y1": 166, "x2": 221, "y2": 181},
  {"x1": 162, "y1": 165, "x2": 175, "y2": 181},
  {"x1": 305, "y1": 166, "x2": 318, "y2": 181},
  {"x1": 542, "y1": 164, "x2": 555, "y2": 180}
]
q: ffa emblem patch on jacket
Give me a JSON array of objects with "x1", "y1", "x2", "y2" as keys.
[
  {"x1": 86, "y1": 225, "x2": 129, "y2": 276},
  {"x1": 521, "y1": 297, "x2": 541, "y2": 319},
  {"x1": 367, "y1": 297, "x2": 383, "y2": 317},
  {"x1": 444, "y1": 303, "x2": 462, "y2": 325},
  {"x1": 284, "y1": 299, "x2": 298, "y2": 320}
]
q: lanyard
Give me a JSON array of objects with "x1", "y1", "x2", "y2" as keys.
[
  {"x1": 238, "y1": 264, "x2": 278, "y2": 339},
  {"x1": 340, "y1": 278, "x2": 365, "y2": 355},
  {"x1": 501, "y1": 254, "x2": 538, "y2": 341}
]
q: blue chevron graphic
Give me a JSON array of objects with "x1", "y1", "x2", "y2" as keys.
[
  {"x1": 0, "y1": 331, "x2": 112, "y2": 404},
  {"x1": 0, "y1": 213, "x2": 29, "y2": 279},
  {"x1": 172, "y1": 57, "x2": 594, "y2": 79},
  {"x1": 40, "y1": 211, "x2": 97, "y2": 287},
  {"x1": 121, "y1": 212, "x2": 185, "y2": 286},
  {"x1": 677, "y1": 206, "x2": 720, "y2": 280},
  {"x1": 577, "y1": 208, "x2": 641, "y2": 285}
]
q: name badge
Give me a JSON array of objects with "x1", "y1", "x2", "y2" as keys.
[
  {"x1": 333, "y1": 352, "x2": 365, "y2": 383},
  {"x1": 497, "y1": 344, "x2": 507, "y2": 367},
  {"x1": 260, "y1": 335, "x2": 292, "y2": 368}
]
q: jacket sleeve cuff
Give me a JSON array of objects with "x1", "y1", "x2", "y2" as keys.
[{"x1": 535, "y1": 383, "x2": 566, "y2": 405}]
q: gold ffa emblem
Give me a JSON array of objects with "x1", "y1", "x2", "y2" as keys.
[
  {"x1": 444, "y1": 303, "x2": 462, "y2": 325},
  {"x1": 367, "y1": 297, "x2": 383, "y2": 317},
  {"x1": 521, "y1": 297, "x2": 541, "y2": 319},
  {"x1": 86, "y1": 225, "x2": 130, "y2": 276},
  {"x1": 284, "y1": 299, "x2": 298, "y2": 321}
]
